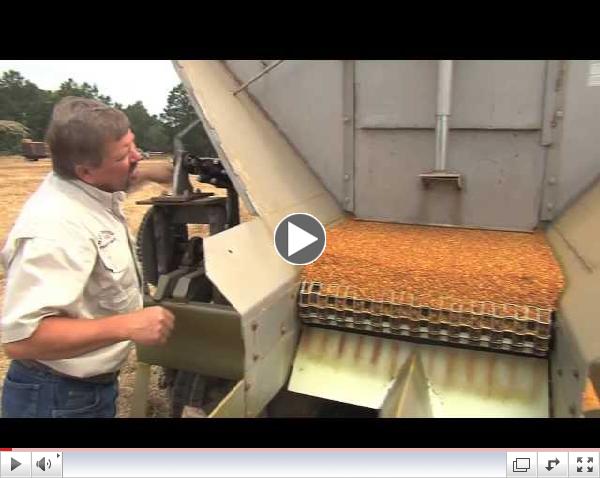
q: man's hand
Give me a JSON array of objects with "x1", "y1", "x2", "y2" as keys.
[
  {"x1": 125, "y1": 306, "x2": 175, "y2": 346},
  {"x1": 3, "y1": 306, "x2": 176, "y2": 361}
]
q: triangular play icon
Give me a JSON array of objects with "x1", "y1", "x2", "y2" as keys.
[{"x1": 288, "y1": 221, "x2": 318, "y2": 256}]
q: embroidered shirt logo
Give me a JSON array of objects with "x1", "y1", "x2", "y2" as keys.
[{"x1": 97, "y1": 231, "x2": 117, "y2": 249}]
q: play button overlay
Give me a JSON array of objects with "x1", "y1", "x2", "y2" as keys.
[
  {"x1": 288, "y1": 222, "x2": 318, "y2": 256},
  {"x1": 1, "y1": 452, "x2": 31, "y2": 476},
  {"x1": 274, "y1": 213, "x2": 326, "y2": 265}
]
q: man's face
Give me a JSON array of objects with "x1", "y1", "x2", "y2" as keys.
[{"x1": 79, "y1": 130, "x2": 142, "y2": 193}]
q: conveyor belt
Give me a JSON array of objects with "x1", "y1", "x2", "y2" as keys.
[{"x1": 300, "y1": 219, "x2": 565, "y2": 357}]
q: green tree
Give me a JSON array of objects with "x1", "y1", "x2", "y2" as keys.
[
  {"x1": 0, "y1": 70, "x2": 53, "y2": 141},
  {"x1": 123, "y1": 101, "x2": 153, "y2": 147},
  {"x1": 123, "y1": 101, "x2": 170, "y2": 152},
  {"x1": 53, "y1": 78, "x2": 113, "y2": 105},
  {"x1": 161, "y1": 83, "x2": 215, "y2": 156},
  {"x1": 145, "y1": 121, "x2": 170, "y2": 152},
  {"x1": 0, "y1": 72, "x2": 210, "y2": 158},
  {"x1": 160, "y1": 84, "x2": 196, "y2": 131}
]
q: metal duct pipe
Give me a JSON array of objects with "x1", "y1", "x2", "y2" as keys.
[{"x1": 435, "y1": 60, "x2": 453, "y2": 171}]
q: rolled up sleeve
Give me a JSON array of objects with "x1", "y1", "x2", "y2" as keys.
[{"x1": 1, "y1": 236, "x2": 96, "y2": 343}]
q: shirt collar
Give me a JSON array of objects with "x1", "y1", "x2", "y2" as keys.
[{"x1": 51, "y1": 172, "x2": 127, "y2": 215}]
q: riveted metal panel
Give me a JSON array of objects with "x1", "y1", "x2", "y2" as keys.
[{"x1": 354, "y1": 129, "x2": 545, "y2": 230}]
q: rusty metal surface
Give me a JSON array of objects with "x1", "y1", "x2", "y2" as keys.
[{"x1": 288, "y1": 327, "x2": 548, "y2": 417}]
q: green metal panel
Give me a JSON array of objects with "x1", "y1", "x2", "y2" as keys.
[{"x1": 136, "y1": 299, "x2": 245, "y2": 380}]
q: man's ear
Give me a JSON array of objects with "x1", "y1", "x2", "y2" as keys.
[{"x1": 74, "y1": 163, "x2": 94, "y2": 184}]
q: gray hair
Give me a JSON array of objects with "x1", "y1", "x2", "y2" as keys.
[{"x1": 45, "y1": 97, "x2": 130, "y2": 179}]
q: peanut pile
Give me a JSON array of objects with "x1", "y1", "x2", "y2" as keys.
[{"x1": 302, "y1": 219, "x2": 565, "y2": 310}]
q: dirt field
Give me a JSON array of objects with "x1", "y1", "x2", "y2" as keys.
[{"x1": 0, "y1": 155, "x2": 237, "y2": 418}]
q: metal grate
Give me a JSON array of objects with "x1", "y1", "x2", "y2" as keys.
[{"x1": 298, "y1": 281, "x2": 553, "y2": 357}]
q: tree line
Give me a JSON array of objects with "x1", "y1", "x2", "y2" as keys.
[{"x1": 0, "y1": 70, "x2": 215, "y2": 156}]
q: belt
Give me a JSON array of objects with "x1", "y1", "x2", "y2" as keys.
[{"x1": 16, "y1": 360, "x2": 119, "y2": 385}]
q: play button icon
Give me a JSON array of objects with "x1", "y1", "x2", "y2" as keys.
[
  {"x1": 274, "y1": 213, "x2": 326, "y2": 265},
  {"x1": 287, "y1": 221, "x2": 318, "y2": 256},
  {"x1": 1, "y1": 452, "x2": 31, "y2": 476}
]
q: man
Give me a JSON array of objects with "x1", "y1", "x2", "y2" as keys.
[{"x1": 0, "y1": 97, "x2": 175, "y2": 418}]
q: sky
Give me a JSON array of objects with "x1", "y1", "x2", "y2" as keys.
[{"x1": 0, "y1": 60, "x2": 181, "y2": 116}]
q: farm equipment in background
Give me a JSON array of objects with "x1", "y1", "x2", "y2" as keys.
[{"x1": 21, "y1": 140, "x2": 48, "y2": 161}]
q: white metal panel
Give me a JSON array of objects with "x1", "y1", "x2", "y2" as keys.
[
  {"x1": 553, "y1": 178, "x2": 600, "y2": 270},
  {"x1": 204, "y1": 218, "x2": 296, "y2": 317},
  {"x1": 289, "y1": 328, "x2": 549, "y2": 417},
  {"x1": 245, "y1": 331, "x2": 299, "y2": 417},
  {"x1": 203, "y1": 218, "x2": 301, "y2": 417},
  {"x1": 289, "y1": 327, "x2": 410, "y2": 409},
  {"x1": 208, "y1": 380, "x2": 246, "y2": 418},
  {"x1": 547, "y1": 180, "x2": 600, "y2": 370},
  {"x1": 223, "y1": 60, "x2": 263, "y2": 83},
  {"x1": 226, "y1": 60, "x2": 346, "y2": 206},
  {"x1": 379, "y1": 354, "x2": 434, "y2": 418},
  {"x1": 174, "y1": 60, "x2": 343, "y2": 231}
]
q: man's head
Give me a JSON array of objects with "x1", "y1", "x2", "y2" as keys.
[{"x1": 46, "y1": 97, "x2": 142, "y2": 192}]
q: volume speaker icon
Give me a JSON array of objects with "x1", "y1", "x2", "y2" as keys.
[{"x1": 36, "y1": 457, "x2": 51, "y2": 471}]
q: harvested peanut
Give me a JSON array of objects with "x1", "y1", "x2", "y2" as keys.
[{"x1": 302, "y1": 218, "x2": 565, "y2": 311}]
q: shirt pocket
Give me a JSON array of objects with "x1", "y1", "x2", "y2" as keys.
[
  {"x1": 97, "y1": 237, "x2": 130, "y2": 274},
  {"x1": 98, "y1": 287, "x2": 138, "y2": 313},
  {"x1": 95, "y1": 236, "x2": 139, "y2": 313}
]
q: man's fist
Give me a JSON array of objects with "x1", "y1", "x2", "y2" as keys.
[{"x1": 126, "y1": 306, "x2": 175, "y2": 346}]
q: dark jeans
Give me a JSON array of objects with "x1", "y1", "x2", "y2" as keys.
[{"x1": 1, "y1": 360, "x2": 118, "y2": 418}]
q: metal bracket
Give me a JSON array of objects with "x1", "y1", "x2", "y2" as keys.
[
  {"x1": 540, "y1": 60, "x2": 566, "y2": 221},
  {"x1": 154, "y1": 268, "x2": 193, "y2": 301},
  {"x1": 233, "y1": 60, "x2": 285, "y2": 96},
  {"x1": 419, "y1": 171, "x2": 464, "y2": 190},
  {"x1": 342, "y1": 60, "x2": 355, "y2": 211},
  {"x1": 172, "y1": 268, "x2": 211, "y2": 302}
]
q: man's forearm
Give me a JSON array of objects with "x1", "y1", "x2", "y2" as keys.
[
  {"x1": 134, "y1": 162, "x2": 174, "y2": 185},
  {"x1": 2, "y1": 314, "x2": 131, "y2": 361}
]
